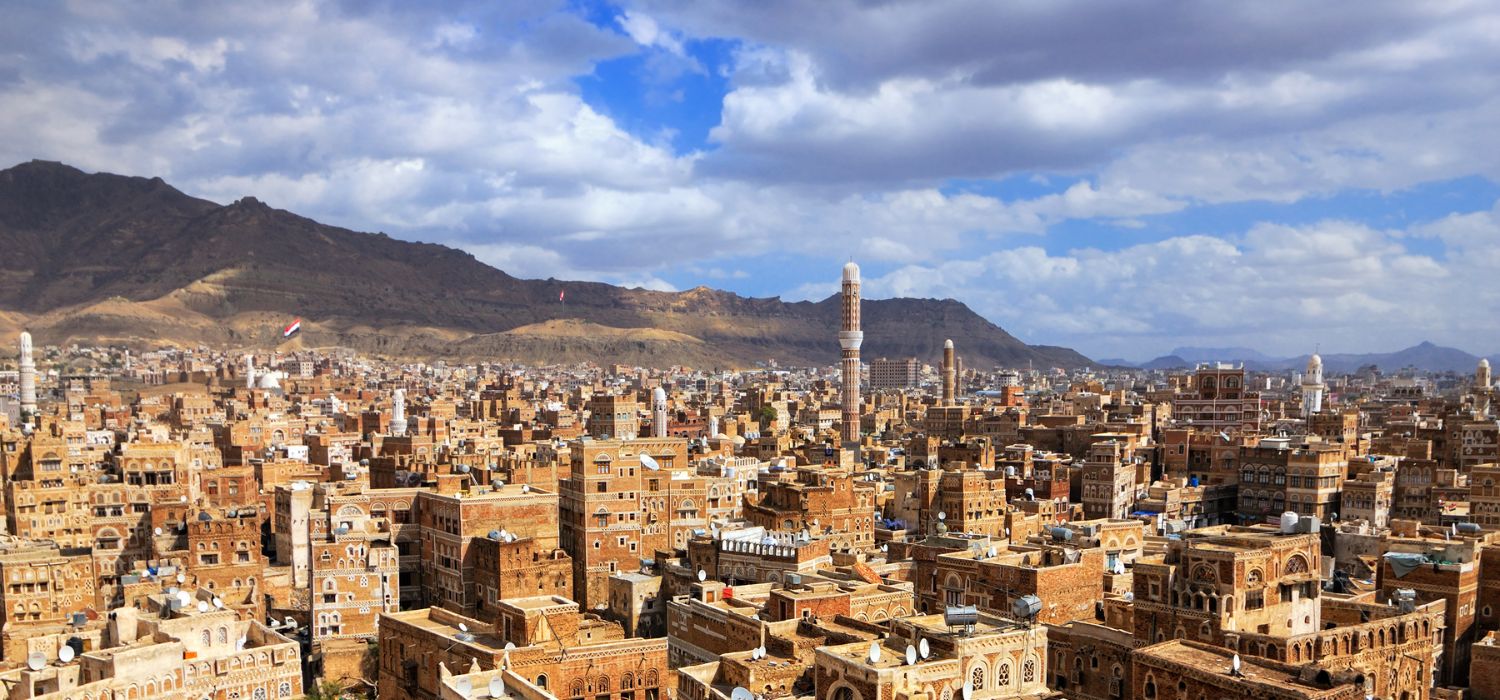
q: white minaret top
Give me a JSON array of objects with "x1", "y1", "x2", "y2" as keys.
[
  {"x1": 1479, "y1": 358, "x2": 1492, "y2": 390},
  {"x1": 842, "y1": 261, "x2": 860, "y2": 282},
  {"x1": 244, "y1": 354, "x2": 255, "y2": 390},
  {"x1": 652, "y1": 386, "x2": 669, "y2": 438},
  {"x1": 1301, "y1": 352, "x2": 1325, "y2": 419},
  {"x1": 390, "y1": 388, "x2": 408, "y2": 436},
  {"x1": 18, "y1": 331, "x2": 36, "y2": 420}
]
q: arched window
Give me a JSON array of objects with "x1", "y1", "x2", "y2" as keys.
[
  {"x1": 218, "y1": 627, "x2": 228, "y2": 644},
  {"x1": 833, "y1": 688, "x2": 856, "y2": 700},
  {"x1": 279, "y1": 682, "x2": 293, "y2": 698},
  {"x1": 254, "y1": 688, "x2": 267, "y2": 700},
  {"x1": 536, "y1": 675, "x2": 549, "y2": 690},
  {"x1": 996, "y1": 662, "x2": 1010, "y2": 687},
  {"x1": 971, "y1": 665, "x2": 986, "y2": 690},
  {"x1": 202, "y1": 630, "x2": 211, "y2": 646},
  {"x1": 1023, "y1": 658, "x2": 1036, "y2": 684}
]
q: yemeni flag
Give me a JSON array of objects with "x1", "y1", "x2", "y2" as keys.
[
  {"x1": 559, "y1": 289, "x2": 565, "y2": 303},
  {"x1": 283, "y1": 318, "x2": 302, "y2": 338}
]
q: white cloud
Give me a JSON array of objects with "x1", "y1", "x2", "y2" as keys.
[{"x1": 833, "y1": 214, "x2": 1500, "y2": 358}]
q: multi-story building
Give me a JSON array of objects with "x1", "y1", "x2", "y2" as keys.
[
  {"x1": 1082, "y1": 440, "x2": 1136, "y2": 521},
  {"x1": 869, "y1": 358, "x2": 920, "y2": 390}
]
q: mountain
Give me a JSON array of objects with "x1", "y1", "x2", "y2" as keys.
[
  {"x1": 1168, "y1": 346, "x2": 1279, "y2": 365},
  {"x1": 1122, "y1": 343, "x2": 1486, "y2": 374},
  {"x1": 1140, "y1": 355, "x2": 1191, "y2": 370},
  {"x1": 0, "y1": 161, "x2": 1093, "y2": 369},
  {"x1": 1293, "y1": 342, "x2": 1482, "y2": 375}
]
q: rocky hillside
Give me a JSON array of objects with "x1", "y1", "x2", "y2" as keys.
[{"x1": 0, "y1": 161, "x2": 1093, "y2": 369}]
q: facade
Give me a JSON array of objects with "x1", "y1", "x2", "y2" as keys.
[{"x1": 869, "y1": 359, "x2": 920, "y2": 391}]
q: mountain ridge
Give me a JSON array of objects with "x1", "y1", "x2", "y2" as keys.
[
  {"x1": 1116, "y1": 341, "x2": 1487, "y2": 374},
  {"x1": 0, "y1": 160, "x2": 1094, "y2": 369}
]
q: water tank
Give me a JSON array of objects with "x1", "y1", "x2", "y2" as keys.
[
  {"x1": 1050, "y1": 526, "x2": 1074, "y2": 542},
  {"x1": 1297, "y1": 515, "x2": 1321, "y2": 534},
  {"x1": 944, "y1": 605, "x2": 979, "y2": 629},
  {"x1": 1458, "y1": 522, "x2": 1483, "y2": 534},
  {"x1": 1011, "y1": 595, "x2": 1042, "y2": 621},
  {"x1": 1279, "y1": 511, "x2": 1299, "y2": 534}
]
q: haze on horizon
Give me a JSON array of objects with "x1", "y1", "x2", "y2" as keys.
[{"x1": 2, "y1": 0, "x2": 1498, "y2": 360}]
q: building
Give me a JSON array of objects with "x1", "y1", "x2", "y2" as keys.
[
  {"x1": 840, "y1": 262, "x2": 863, "y2": 446},
  {"x1": 869, "y1": 359, "x2": 920, "y2": 390}
]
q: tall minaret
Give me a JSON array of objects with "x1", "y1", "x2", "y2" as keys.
[
  {"x1": 652, "y1": 386, "x2": 669, "y2": 438},
  {"x1": 840, "y1": 262, "x2": 863, "y2": 445},
  {"x1": 1301, "y1": 353, "x2": 1324, "y2": 419},
  {"x1": 941, "y1": 339, "x2": 956, "y2": 405},
  {"x1": 18, "y1": 332, "x2": 36, "y2": 421},
  {"x1": 1479, "y1": 358, "x2": 1492, "y2": 391},
  {"x1": 244, "y1": 354, "x2": 255, "y2": 390},
  {"x1": 390, "y1": 388, "x2": 408, "y2": 436}
]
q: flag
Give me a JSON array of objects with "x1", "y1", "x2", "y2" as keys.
[
  {"x1": 282, "y1": 318, "x2": 302, "y2": 338},
  {"x1": 559, "y1": 289, "x2": 565, "y2": 303}
]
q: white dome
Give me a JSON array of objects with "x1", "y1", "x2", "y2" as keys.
[
  {"x1": 1481, "y1": 358, "x2": 1491, "y2": 370},
  {"x1": 1307, "y1": 354, "x2": 1322, "y2": 371},
  {"x1": 653, "y1": 387, "x2": 667, "y2": 402},
  {"x1": 842, "y1": 261, "x2": 860, "y2": 282},
  {"x1": 944, "y1": 339, "x2": 954, "y2": 349}
]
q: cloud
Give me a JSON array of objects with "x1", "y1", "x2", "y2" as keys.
[
  {"x1": 832, "y1": 212, "x2": 1500, "y2": 358},
  {"x1": 3, "y1": 0, "x2": 1499, "y2": 357}
]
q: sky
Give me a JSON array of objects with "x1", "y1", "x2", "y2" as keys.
[{"x1": 3, "y1": 0, "x2": 1500, "y2": 361}]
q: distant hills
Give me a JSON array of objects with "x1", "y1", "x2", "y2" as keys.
[
  {"x1": 0, "y1": 161, "x2": 1094, "y2": 369},
  {"x1": 1111, "y1": 341, "x2": 1490, "y2": 374}
]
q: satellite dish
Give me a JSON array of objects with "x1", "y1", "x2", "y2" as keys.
[
  {"x1": 905, "y1": 645, "x2": 917, "y2": 666},
  {"x1": 731, "y1": 688, "x2": 755, "y2": 700},
  {"x1": 1232, "y1": 654, "x2": 1241, "y2": 674},
  {"x1": 236, "y1": 636, "x2": 247, "y2": 650},
  {"x1": 698, "y1": 569, "x2": 707, "y2": 582},
  {"x1": 522, "y1": 484, "x2": 531, "y2": 493},
  {"x1": 454, "y1": 677, "x2": 473, "y2": 696},
  {"x1": 458, "y1": 622, "x2": 469, "y2": 633},
  {"x1": 177, "y1": 591, "x2": 192, "y2": 606},
  {"x1": 961, "y1": 681, "x2": 973, "y2": 700},
  {"x1": 59, "y1": 645, "x2": 75, "y2": 663},
  {"x1": 937, "y1": 511, "x2": 947, "y2": 521},
  {"x1": 504, "y1": 642, "x2": 517, "y2": 650},
  {"x1": 26, "y1": 652, "x2": 45, "y2": 671},
  {"x1": 180, "y1": 495, "x2": 188, "y2": 503},
  {"x1": 213, "y1": 598, "x2": 224, "y2": 609},
  {"x1": 756, "y1": 646, "x2": 766, "y2": 659},
  {"x1": 197, "y1": 601, "x2": 209, "y2": 613},
  {"x1": 154, "y1": 527, "x2": 163, "y2": 536},
  {"x1": 176, "y1": 573, "x2": 186, "y2": 584},
  {"x1": 490, "y1": 679, "x2": 506, "y2": 697},
  {"x1": 640, "y1": 453, "x2": 660, "y2": 471},
  {"x1": 987, "y1": 546, "x2": 998, "y2": 558},
  {"x1": 868, "y1": 642, "x2": 881, "y2": 664},
  {"x1": 918, "y1": 638, "x2": 930, "y2": 659},
  {"x1": 284, "y1": 617, "x2": 297, "y2": 628}
]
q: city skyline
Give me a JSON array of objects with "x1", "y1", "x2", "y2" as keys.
[{"x1": 3, "y1": 1, "x2": 1498, "y2": 358}]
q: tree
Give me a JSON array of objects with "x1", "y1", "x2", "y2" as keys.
[
  {"x1": 305, "y1": 680, "x2": 346, "y2": 700},
  {"x1": 759, "y1": 405, "x2": 778, "y2": 427}
]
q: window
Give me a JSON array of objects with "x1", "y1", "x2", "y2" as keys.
[
  {"x1": 1022, "y1": 659, "x2": 1035, "y2": 684},
  {"x1": 995, "y1": 663, "x2": 1009, "y2": 687},
  {"x1": 972, "y1": 665, "x2": 987, "y2": 690}
]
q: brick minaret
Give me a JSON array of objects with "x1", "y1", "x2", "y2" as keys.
[
  {"x1": 942, "y1": 339, "x2": 956, "y2": 405},
  {"x1": 840, "y1": 262, "x2": 862, "y2": 445}
]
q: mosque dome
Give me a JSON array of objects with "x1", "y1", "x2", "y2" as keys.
[
  {"x1": 1307, "y1": 354, "x2": 1322, "y2": 371},
  {"x1": 842, "y1": 261, "x2": 860, "y2": 282}
]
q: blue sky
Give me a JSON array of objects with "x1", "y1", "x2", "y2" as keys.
[{"x1": 3, "y1": 0, "x2": 1500, "y2": 361}]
